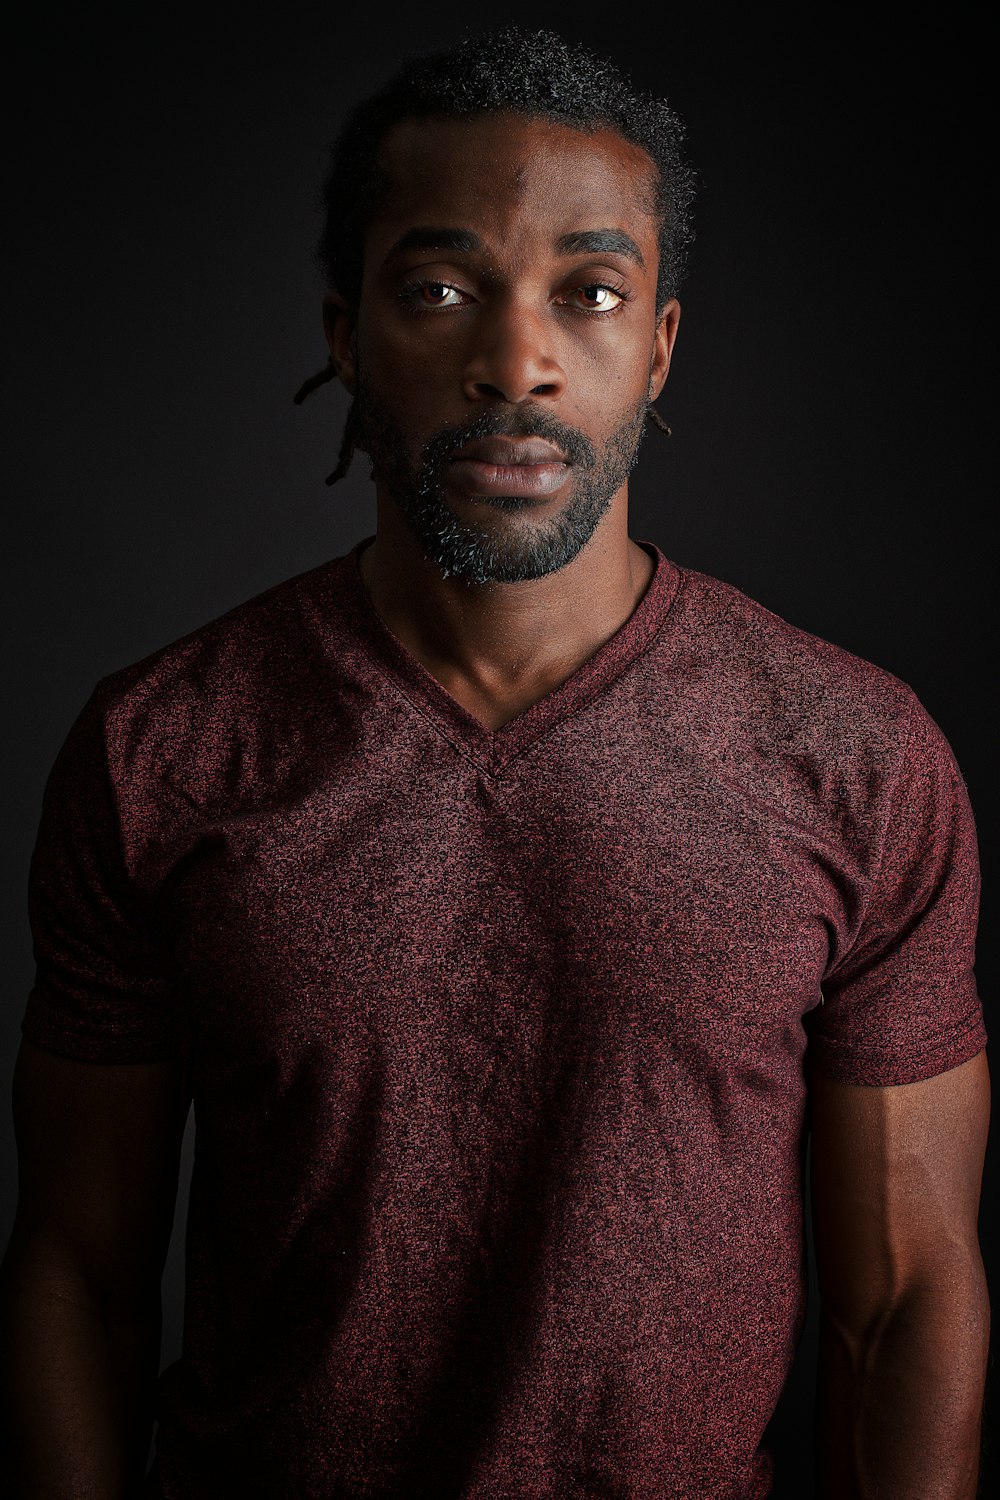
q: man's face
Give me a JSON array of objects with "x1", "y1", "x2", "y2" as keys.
[{"x1": 328, "y1": 112, "x2": 678, "y2": 585}]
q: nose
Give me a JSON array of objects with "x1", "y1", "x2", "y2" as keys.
[{"x1": 461, "y1": 297, "x2": 567, "y2": 405}]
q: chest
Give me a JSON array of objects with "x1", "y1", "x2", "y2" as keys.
[{"x1": 158, "y1": 746, "x2": 840, "y2": 1080}]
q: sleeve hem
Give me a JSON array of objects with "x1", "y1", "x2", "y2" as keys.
[
  {"x1": 21, "y1": 1006, "x2": 183, "y2": 1066},
  {"x1": 807, "y1": 1012, "x2": 988, "y2": 1088}
]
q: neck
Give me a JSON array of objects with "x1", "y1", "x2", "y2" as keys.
[{"x1": 357, "y1": 489, "x2": 654, "y2": 698}]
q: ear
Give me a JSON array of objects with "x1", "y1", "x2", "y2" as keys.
[
  {"x1": 322, "y1": 291, "x2": 358, "y2": 396},
  {"x1": 647, "y1": 298, "x2": 681, "y2": 402}
]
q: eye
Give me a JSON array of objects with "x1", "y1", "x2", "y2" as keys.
[
  {"x1": 568, "y1": 282, "x2": 627, "y2": 313},
  {"x1": 400, "y1": 279, "x2": 467, "y2": 309}
]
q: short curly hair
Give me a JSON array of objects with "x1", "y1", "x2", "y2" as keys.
[{"x1": 317, "y1": 26, "x2": 696, "y2": 315}]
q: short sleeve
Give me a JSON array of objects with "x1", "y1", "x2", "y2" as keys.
[
  {"x1": 22, "y1": 686, "x2": 183, "y2": 1063},
  {"x1": 806, "y1": 690, "x2": 987, "y2": 1086}
]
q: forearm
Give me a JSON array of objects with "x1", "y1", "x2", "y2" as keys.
[
  {"x1": 0, "y1": 1230, "x2": 161, "y2": 1500},
  {"x1": 815, "y1": 1265, "x2": 991, "y2": 1499}
]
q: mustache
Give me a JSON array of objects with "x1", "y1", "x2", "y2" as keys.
[{"x1": 419, "y1": 407, "x2": 596, "y2": 474}]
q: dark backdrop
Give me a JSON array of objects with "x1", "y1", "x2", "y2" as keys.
[{"x1": 4, "y1": 3, "x2": 994, "y2": 1494}]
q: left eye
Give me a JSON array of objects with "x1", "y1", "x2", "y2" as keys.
[{"x1": 571, "y1": 284, "x2": 625, "y2": 311}]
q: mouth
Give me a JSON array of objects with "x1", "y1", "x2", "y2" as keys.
[{"x1": 446, "y1": 435, "x2": 570, "y2": 499}]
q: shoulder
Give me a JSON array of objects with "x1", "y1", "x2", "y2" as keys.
[
  {"x1": 672, "y1": 562, "x2": 922, "y2": 751},
  {"x1": 665, "y1": 563, "x2": 947, "y2": 838},
  {"x1": 69, "y1": 555, "x2": 354, "y2": 811},
  {"x1": 98, "y1": 556, "x2": 343, "y2": 711}
]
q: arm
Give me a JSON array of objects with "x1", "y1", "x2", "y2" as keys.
[
  {"x1": 809, "y1": 1048, "x2": 991, "y2": 1500},
  {"x1": 0, "y1": 1039, "x2": 191, "y2": 1499}
]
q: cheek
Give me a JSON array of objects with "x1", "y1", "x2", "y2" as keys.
[
  {"x1": 359, "y1": 324, "x2": 460, "y2": 429},
  {"x1": 570, "y1": 333, "x2": 656, "y2": 427},
  {"x1": 359, "y1": 300, "x2": 451, "y2": 371}
]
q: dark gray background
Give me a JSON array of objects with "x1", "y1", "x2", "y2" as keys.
[{"x1": 4, "y1": 3, "x2": 993, "y2": 1493}]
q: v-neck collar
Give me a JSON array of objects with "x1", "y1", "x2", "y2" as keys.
[{"x1": 335, "y1": 534, "x2": 683, "y2": 776}]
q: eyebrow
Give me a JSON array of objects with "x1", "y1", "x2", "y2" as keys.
[
  {"x1": 385, "y1": 227, "x2": 484, "y2": 259},
  {"x1": 384, "y1": 225, "x2": 646, "y2": 269},
  {"x1": 556, "y1": 229, "x2": 646, "y2": 269}
]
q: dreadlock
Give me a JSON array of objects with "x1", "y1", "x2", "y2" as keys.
[
  {"x1": 297, "y1": 26, "x2": 693, "y2": 481},
  {"x1": 292, "y1": 357, "x2": 336, "y2": 407},
  {"x1": 292, "y1": 358, "x2": 360, "y2": 483}
]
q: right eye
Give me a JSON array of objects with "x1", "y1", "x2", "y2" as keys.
[{"x1": 400, "y1": 280, "x2": 468, "y2": 309}]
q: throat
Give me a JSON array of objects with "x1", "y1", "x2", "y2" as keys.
[{"x1": 432, "y1": 667, "x2": 568, "y2": 732}]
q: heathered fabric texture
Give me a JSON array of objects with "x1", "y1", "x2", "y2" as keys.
[{"x1": 23, "y1": 535, "x2": 986, "y2": 1499}]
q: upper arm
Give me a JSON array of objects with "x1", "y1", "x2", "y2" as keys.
[
  {"x1": 808, "y1": 1049, "x2": 991, "y2": 1325},
  {"x1": 6, "y1": 1039, "x2": 191, "y2": 1305}
]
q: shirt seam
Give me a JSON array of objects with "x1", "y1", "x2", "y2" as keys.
[{"x1": 823, "y1": 686, "x2": 919, "y2": 979}]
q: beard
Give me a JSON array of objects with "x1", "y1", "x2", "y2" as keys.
[{"x1": 350, "y1": 366, "x2": 651, "y2": 586}]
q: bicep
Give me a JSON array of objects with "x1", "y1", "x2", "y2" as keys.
[
  {"x1": 808, "y1": 1049, "x2": 990, "y2": 1324},
  {"x1": 8, "y1": 1039, "x2": 191, "y2": 1303}
]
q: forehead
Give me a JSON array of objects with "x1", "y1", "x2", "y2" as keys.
[{"x1": 367, "y1": 112, "x2": 660, "y2": 258}]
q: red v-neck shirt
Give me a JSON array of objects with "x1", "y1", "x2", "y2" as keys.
[{"x1": 23, "y1": 536, "x2": 986, "y2": 1499}]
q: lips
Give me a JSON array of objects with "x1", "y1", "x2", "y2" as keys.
[
  {"x1": 449, "y1": 436, "x2": 568, "y2": 466},
  {"x1": 446, "y1": 435, "x2": 570, "y2": 499}
]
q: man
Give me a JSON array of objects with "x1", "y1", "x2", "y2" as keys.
[{"x1": 0, "y1": 25, "x2": 989, "y2": 1500}]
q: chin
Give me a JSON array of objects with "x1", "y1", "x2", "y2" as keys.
[{"x1": 411, "y1": 494, "x2": 608, "y2": 587}]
